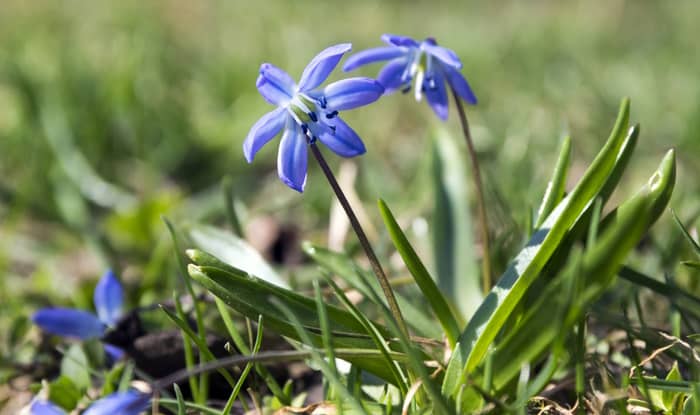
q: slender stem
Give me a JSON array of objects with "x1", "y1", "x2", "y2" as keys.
[
  {"x1": 309, "y1": 141, "x2": 409, "y2": 339},
  {"x1": 451, "y1": 88, "x2": 492, "y2": 294}
]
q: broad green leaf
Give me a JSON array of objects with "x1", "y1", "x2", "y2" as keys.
[
  {"x1": 443, "y1": 99, "x2": 631, "y2": 395},
  {"x1": 662, "y1": 362, "x2": 685, "y2": 412},
  {"x1": 432, "y1": 128, "x2": 482, "y2": 319},
  {"x1": 48, "y1": 375, "x2": 82, "y2": 411},
  {"x1": 535, "y1": 135, "x2": 571, "y2": 228},
  {"x1": 489, "y1": 149, "x2": 676, "y2": 392},
  {"x1": 378, "y1": 198, "x2": 460, "y2": 347},
  {"x1": 189, "y1": 225, "x2": 287, "y2": 287},
  {"x1": 187, "y1": 249, "x2": 402, "y2": 382},
  {"x1": 302, "y1": 243, "x2": 441, "y2": 339},
  {"x1": 60, "y1": 343, "x2": 90, "y2": 391}
]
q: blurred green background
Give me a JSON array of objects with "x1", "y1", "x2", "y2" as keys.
[{"x1": 1, "y1": 0, "x2": 699, "y2": 392}]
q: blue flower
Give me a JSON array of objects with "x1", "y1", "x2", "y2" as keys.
[
  {"x1": 28, "y1": 390, "x2": 150, "y2": 415},
  {"x1": 343, "y1": 34, "x2": 477, "y2": 120},
  {"x1": 32, "y1": 270, "x2": 125, "y2": 360},
  {"x1": 82, "y1": 390, "x2": 151, "y2": 415},
  {"x1": 244, "y1": 43, "x2": 385, "y2": 192},
  {"x1": 28, "y1": 399, "x2": 65, "y2": 415}
]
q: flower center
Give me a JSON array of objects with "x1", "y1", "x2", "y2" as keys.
[
  {"x1": 401, "y1": 49, "x2": 434, "y2": 101},
  {"x1": 287, "y1": 92, "x2": 338, "y2": 143}
]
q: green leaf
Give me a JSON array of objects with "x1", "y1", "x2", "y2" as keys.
[
  {"x1": 432, "y1": 127, "x2": 482, "y2": 319},
  {"x1": 378, "y1": 198, "x2": 461, "y2": 347},
  {"x1": 663, "y1": 362, "x2": 685, "y2": 412},
  {"x1": 189, "y1": 225, "x2": 287, "y2": 287},
  {"x1": 443, "y1": 99, "x2": 632, "y2": 396},
  {"x1": 535, "y1": 135, "x2": 572, "y2": 228},
  {"x1": 173, "y1": 384, "x2": 187, "y2": 415},
  {"x1": 489, "y1": 149, "x2": 676, "y2": 392},
  {"x1": 187, "y1": 249, "x2": 402, "y2": 382},
  {"x1": 48, "y1": 375, "x2": 82, "y2": 411},
  {"x1": 60, "y1": 343, "x2": 91, "y2": 391}
]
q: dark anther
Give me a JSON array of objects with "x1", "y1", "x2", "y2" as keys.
[
  {"x1": 319, "y1": 97, "x2": 327, "y2": 108},
  {"x1": 325, "y1": 110, "x2": 339, "y2": 119},
  {"x1": 308, "y1": 112, "x2": 318, "y2": 122},
  {"x1": 329, "y1": 125, "x2": 337, "y2": 132},
  {"x1": 401, "y1": 85, "x2": 411, "y2": 94},
  {"x1": 309, "y1": 135, "x2": 318, "y2": 144},
  {"x1": 301, "y1": 124, "x2": 309, "y2": 134}
]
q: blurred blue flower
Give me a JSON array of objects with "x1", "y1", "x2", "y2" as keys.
[
  {"x1": 343, "y1": 34, "x2": 477, "y2": 120},
  {"x1": 28, "y1": 390, "x2": 150, "y2": 415},
  {"x1": 82, "y1": 390, "x2": 151, "y2": 415},
  {"x1": 28, "y1": 399, "x2": 65, "y2": 415},
  {"x1": 244, "y1": 43, "x2": 384, "y2": 192},
  {"x1": 32, "y1": 270, "x2": 125, "y2": 360}
]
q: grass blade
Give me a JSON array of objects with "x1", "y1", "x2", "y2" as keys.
[
  {"x1": 672, "y1": 210, "x2": 700, "y2": 256},
  {"x1": 303, "y1": 243, "x2": 441, "y2": 338},
  {"x1": 324, "y1": 275, "x2": 409, "y2": 393}
]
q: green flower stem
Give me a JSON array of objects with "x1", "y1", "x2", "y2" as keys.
[
  {"x1": 451, "y1": 87, "x2": 492, "y2": 294},
  {"x1": 309, "y1": 141, "x2": 409, "y2": 339}
]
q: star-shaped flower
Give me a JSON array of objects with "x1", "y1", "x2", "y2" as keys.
[
  {"x1": 343, "y1": 34, "x2": 477, "y2": 120},
  {"x1": 28, "y1": 389, "x2": 150, "y2": 415},
  {"x1": 244, "y1": 43, "x2": 384, "y2": 192},
  {"x1": 32, "y1": 270, "x2": 125, "y2": 359}
]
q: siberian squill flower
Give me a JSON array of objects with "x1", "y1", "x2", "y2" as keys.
[
  {"x1": 244, "y1": 43, "x2": 384, "y2": 192},
  {"x1": 27, "y1": 390, "x2": 150, "y2": 415},
  {"x1": 82, "y1": 390, "x2": 151, "y2": 415},
  {"x1": 32, "y1": 270, "x2": 125, "y2": 359},
  {"x1": 343, "y1": 34, "x2": 477, "y2": 120}
]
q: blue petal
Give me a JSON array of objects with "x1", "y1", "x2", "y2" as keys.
[
  {"x1": 381, "y1": 34, "x2": 419, "y2": 47},
  {"x1": 342, "y1": 47, "x2": 405, "y2": 71},
  {"x1": 443, "y1": 65, "x2": 477, "y2": 104},
  {"x1": 257, "y1": 63, "x2": 295, "y2": 105},
  {"x1": 104, "y1": 343, "x2": 125, "y2": 363},
  {"x1": 422, "y1": 41, "x2": 462, "y2": 69},
  {"x1": 323, "y1": 77, "x2": 384, "y2": 110},
  {"x1": 378, "y1": 58, "x2": 410, "y2": 93},
  {"x1": 93, "y1": 270, "x2": 123, "y2": 327},
  {"x1": 83, "y1": 390, "x2": 151, "y2": 415},
  {"x1": 277, "y1": 123, "x2": 308, "y2": 192},
  {"x1": 317, "y1": 117, "x2": 366, "y2": 157},
  {"x1": 424, "y1": 70, "x2": 449, "y2": 121},
  {"x1": 30, "y1": 400, "x2": 66, "y2": 415},
  {"x1": 297, "y1": 43, "x2": 352, "y2": 92},
  {"x1": 243, "y1": 107, "x2": 287, "y2": 162},
  {"x1": 33, "y1": 308, "x2": 105, "y2": 339}
]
